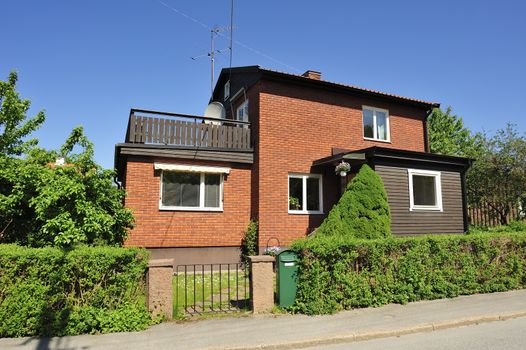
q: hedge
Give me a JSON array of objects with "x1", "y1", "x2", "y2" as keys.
[
  {"x1": 290, "y1": 233, "x2": 526, "y2": 315},
  {"x1": 0, "y1": 244, "x2": 152, "y2": 337}
]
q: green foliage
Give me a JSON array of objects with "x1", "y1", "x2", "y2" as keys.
[
  {"x1": 316, "y1": 165, "x2": 391, "y2": 239},
  {"x1": 0, "y1": 244, "x2": 152, "y2": 337},
  {"x1": 428, "y1": 107, "x2": 480, "y2": 157},
  {"x1": 0, "y1": 71, "x2": 46, "y2": 156},
  {"x1": 0, "y1": 127, "x2": 134, "y2": 247},
  {"x1": 240, "y1": 220, "x2": 258, "y2": 264},
  {"x1": 469, "y1": 220, "x2": 526, "y2": 234},
  {"x1": 290, "y1": 233, "x2": 526, "y2": 315},
  {"x1": 467, "y1": 124, "x2": 526, "y2": 225}
]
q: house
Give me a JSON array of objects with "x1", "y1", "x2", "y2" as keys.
[{"x1": 114, "y1": 66, "x2": 471, "y2": 265}]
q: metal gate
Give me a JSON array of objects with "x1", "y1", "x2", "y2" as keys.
[{"x1": 174, "y1": 263, "x2": 250, "y2": 316}]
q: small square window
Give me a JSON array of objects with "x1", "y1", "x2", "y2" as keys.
[
  {"x1": 288, "y1": 174, "x2": 323, "y2": 214},
  {"x1": 408, "y1": 169, "x2": 442, "y2": 211}
]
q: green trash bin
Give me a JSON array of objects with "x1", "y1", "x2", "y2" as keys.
[{"x1": 277, "y1": 250, "x2": 299, "y2": 308}]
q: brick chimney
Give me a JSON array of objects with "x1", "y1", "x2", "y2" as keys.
[{"x1": 301, "y1": 70, "x2": 321, "y2": 80}]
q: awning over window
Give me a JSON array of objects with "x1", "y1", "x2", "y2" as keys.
[{"x1": 154, "y1": 163, "x2": 231, "y2": 174}]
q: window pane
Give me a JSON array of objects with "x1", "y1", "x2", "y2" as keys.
[
  {"x1": 376, "y1": 111, "x2": 387, "y2": 140},
  {"x1": 162, "y1": 172, "x2": 200, "y2": 207},
  {"x1": 289, "y1": 177, "x2": 303, "y2": 211},
  {"x1": 363, "y1": 109, "x2": 374, "y2": 138},
  {"x1": 204, "y1": 174, "x2": 221, "y2": 208},
  {"x1": 306, "y1": 177, "x2": 320, "y2": 211},
  {"x1": 413, "y1": 175, "x2": 436, "y2": 206}
]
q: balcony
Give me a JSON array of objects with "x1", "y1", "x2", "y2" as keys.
[{"x1": 125, "y1": 108, "x2": 252, "y2": 151}]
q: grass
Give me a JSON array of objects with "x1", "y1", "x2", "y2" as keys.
[
  {"x1": 173, "y1": 267, "x2": 250, "y2": 318},
  {"x1": 468, "y1": 220, "x2": 526, "y2": 235}
]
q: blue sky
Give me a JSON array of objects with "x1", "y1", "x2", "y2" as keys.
[{"x1": 2, "y1": 0, "x2": 525, "y2": 168}]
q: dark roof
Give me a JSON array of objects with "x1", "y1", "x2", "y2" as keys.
[
  {"x1": 313, "y1": 146, "x2": 471, "y2": 169},
  {"x1": 215, "y1": 66, "x2": 440, "y2": 109}
]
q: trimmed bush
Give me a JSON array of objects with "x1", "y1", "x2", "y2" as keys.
[
  {"x1": 240, "y1": 220, "x2": 258, "y2": 265},
  {"x1": 317, "y1": 164, "x2": 391, "y2": 239},
  {"x1": 0, "y1": 244, "x2": 152, "y2": 337},
  {"x1": 290, "y1": 233, "x2": 526, "y2": 315}
]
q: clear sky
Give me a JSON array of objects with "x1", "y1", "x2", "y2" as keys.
[{"x1": 2, "y1": 0, "x2": 525, "y2": 168}]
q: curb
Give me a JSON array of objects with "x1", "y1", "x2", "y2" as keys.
[{"x1": 214, "y1": 311, "x2": 526, "y2": 350}]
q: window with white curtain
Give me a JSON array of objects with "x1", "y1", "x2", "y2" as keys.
[
  {"x1": 363, "y1": 106, "x2": 390, "y2": 142},
  {"x1": 160, "y1": 172, "x2": 223, "y2": 211}
]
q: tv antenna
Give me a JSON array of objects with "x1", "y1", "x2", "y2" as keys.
[{"x1": 191, "y1": 26, "x2": 232, "y2": 94}]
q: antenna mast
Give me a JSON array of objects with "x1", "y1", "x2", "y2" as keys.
[{"x1": 191, "y1": 1, "x2": 235, "y2": 95}]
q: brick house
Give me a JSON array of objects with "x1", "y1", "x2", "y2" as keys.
[{"x1": 115, "y1": 66, "x2": 471, "y2": 265}]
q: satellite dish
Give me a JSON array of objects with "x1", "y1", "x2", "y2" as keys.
[{"x1": 204, "y1": 102, "x2": 226, "y2": 124}]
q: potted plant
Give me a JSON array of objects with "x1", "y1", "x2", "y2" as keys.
[{"x1": 335, "y1": 161, "x2": 351, "y2": 177}]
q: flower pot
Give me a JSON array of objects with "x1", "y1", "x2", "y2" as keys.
[{"x1": 340, "y1": 171, "x2": 347, "y2": 177}]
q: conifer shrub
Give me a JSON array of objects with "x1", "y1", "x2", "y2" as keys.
[{"x1": 317, "y1": 164, "x2": 391, "y2": 239}]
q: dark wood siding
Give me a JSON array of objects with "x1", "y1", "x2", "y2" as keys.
[{"x1": 375, "y1": 165, "x2": 465, "y2": 235}]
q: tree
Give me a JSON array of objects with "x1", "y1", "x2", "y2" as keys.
[
  {"x1": 0, "y1": 127, "x2": 134, "y2": 247},
  {"x1": 317, "y1": 165, "x2": 391, "y2": 239},
  {"x1": 428, "y1": 107, "x2": 479, "y2": 157},
  {"x1": 467, "y1": 124, "x2": 526, "y2": 225},
  {"x1": 0, "y1": 71, "x2": 45, "y2": 156}
]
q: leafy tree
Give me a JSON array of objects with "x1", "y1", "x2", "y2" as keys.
[
  {"x1": 317, "y1": 164, "x2": 391, "y2": 239},
  {"x1": 0, "y1": 71, "x2": 45, "y2": 156},
  {"x1": 0, "y1": 127, "x2": 134, "y2": 247},
  {"x1": 467, "y1": 124, "x2": 526, "y2": 225},
  {"x1": 428, "y1": 107, "x2": 480, "y2": 157}
]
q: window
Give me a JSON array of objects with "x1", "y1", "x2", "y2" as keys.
[
  {"x1": 363, "y1": 106, "x2": 390, "y2": 142},
  {"x1": 288, "y1": 174, "x2": 323, "y2": 214},
  {"x1": 160, "y1": 171, "x2": 223, "y2": 211},
  {"x1": 408, "y1": 169, "x2": 442, "y2": 211},
  {"x1": 224, "y1": 80, "x2": 230, "y2": 101},
  {"x1": 236, "y1": 100, "x2": 249, "y2": 122}
]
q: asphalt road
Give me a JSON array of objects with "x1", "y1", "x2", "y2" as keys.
[{"x1": 303, "y1": 316, "x2": 526, "y2": 350}]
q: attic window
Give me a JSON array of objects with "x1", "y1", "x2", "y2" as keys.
[{"x1": 224, "y1": 80, "x2": 230, "y2": 101}]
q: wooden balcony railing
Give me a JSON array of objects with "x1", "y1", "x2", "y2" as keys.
[{"x1": 126, "y1": 109, "x2": 251, "y2": 151}]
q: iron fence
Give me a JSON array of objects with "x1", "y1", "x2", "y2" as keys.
[{"x1": 174, "y1": 263, "x2": 250, "y2": 316}]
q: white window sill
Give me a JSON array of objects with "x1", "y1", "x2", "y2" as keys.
[
  {"x1": 410, "y1": 206, "x2": 443, "y2": 212},
  {"x1": 364, "y1": 137, "x2": 391, "y2": 143},
  {"x1": 159, "y1": 206, "x2": 223, "y2": 212},
  {"x1": 288, "y1": 210, "x2": 324, "y2": 215}
]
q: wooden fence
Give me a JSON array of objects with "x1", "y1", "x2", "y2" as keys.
[
  {"x1": 468, "y1": 202, "x2": 523, "y2": 227},
  {"x1": 127, "y1": 111, "x2": 251, "y2": 151}
]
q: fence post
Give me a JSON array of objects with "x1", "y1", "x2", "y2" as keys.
[
  {"x1": 147, "y1": 259, "x2": 174, "y2": 319},
  {"x1": 249, "y1": 255, "x2": 275, "y2": 313}
]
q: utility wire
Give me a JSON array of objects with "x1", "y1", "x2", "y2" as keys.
[{"x1": 156, "y1": 0, "x2": 301, "y2": 73}]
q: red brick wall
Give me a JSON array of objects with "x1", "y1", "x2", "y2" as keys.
[
  {"x1": 256, "y1": 80, "x2": 428, "y2": 248},
  {"x1": 124, "y1": 156, "x2": 252, "y2": 248}
]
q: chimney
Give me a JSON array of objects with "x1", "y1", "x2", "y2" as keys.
[{"x1": 301, "y1": 70, "x2": 321, "y2": 80}]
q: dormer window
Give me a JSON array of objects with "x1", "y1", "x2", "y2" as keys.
[
  {"x1": 236, "y1": 100, "x2": 249, "y2": 122},
  {"x1": 363, "y1": 106, "x2": 390, "y2": 142},
  {"x1": 224, "y1": 81, "x2": 230, "y2": 101}
]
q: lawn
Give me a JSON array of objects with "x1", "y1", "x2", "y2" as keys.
[{"x1": 173, "y1": 265, "x2": 250, "y2": 317}]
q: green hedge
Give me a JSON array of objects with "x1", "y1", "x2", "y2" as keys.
[
  {"x1": 0, "y1": 244, "x2": 152, "y2": 337},
  {"x1": 290, "y1": 233, "x2": 526, "y2": 315}
]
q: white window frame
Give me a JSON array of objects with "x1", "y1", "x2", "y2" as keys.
[
  {"x1": 224, "y1": 80, "x2": 230, "y2": 101},
  {"x1": 236, "y1": 100, "x2": 249, "y2": 122},
  {"x1": 288, "y1": 173, "x2": 324, "y2": 215},
  {"x1": 159, "y1": 171, "x2": 224, "y2": 212},
  {"x1": 408, "y1": 169, "x2": 443, "y2": 212},
  {"x1": 362, "y1": 106, "x2": 391, "y2": 142}
]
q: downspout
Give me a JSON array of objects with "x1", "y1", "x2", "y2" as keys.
[
  {"x1": 460, "y1": 159, "x2": 473, "y2": 233},
  {"x1": 423, "y1": 108, "x2": 432, "y2": 153}
]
